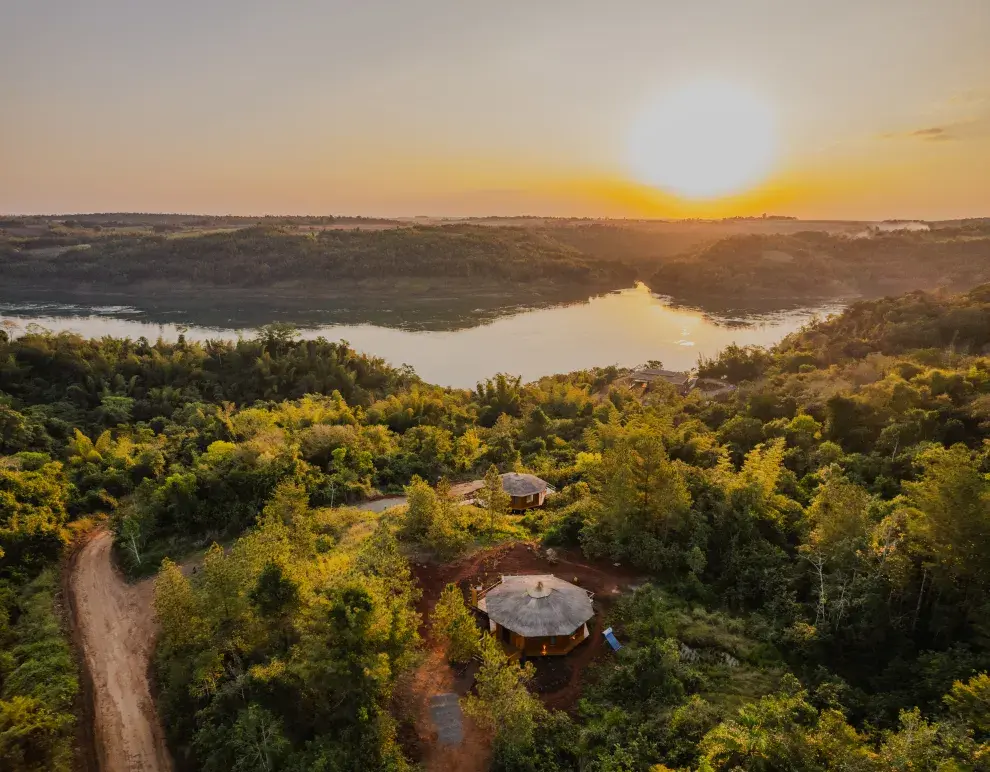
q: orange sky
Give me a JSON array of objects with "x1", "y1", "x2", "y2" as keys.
[{"x1": 2, "y1": 0, "x2": 989, "y2": 219}]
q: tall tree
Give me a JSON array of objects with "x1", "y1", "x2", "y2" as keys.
[
  {"x1": 463, "y1": 634, "x2": 546, "y2": 753},
  {"x1": 430, "y1": 584, "x2": 479, "y2": 663},
  {"x1": 476, "y1": 464, "x2": 510, "y2": 538},
  {"x1": 905, "y1": 445, "x2": 990, "y2": 591},
  {"x1": 0, "y1": 460, "x2": 70, "y2": 570}
]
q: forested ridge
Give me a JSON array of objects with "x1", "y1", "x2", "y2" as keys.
[
  {"x1": 5, "y1": 286, "x2": 990, "y2": 769},
  {"x1": 0, "y1": 224, "x2": 635, "y2": 290},
  {"x1": 6, "y1": 218, "x2": 990, "y2": 318},
  {"x1": 651, "y1": 227, "x2": 990, "y2": 303}
]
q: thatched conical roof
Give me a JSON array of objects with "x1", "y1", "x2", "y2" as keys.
[
  {"x1": 479, "y1": 574, "x2": 593, "y2": 637},
  {"x1": 500, "y1": 473, "x2": 547, "y2": 497}
]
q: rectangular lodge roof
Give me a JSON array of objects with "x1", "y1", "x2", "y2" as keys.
[
  {"x1": 631, "y1": 368, "x2": 690, "y2": 386},
  {"x1": 448, "y1": 480, "x2": 485, "y2": 499}
]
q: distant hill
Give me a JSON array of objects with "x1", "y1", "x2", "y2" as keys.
[
  {"x1": 0, "y1": 223, "x2": 640, "y2": 329},
  {"x1": 648, "y1": 229, "x2": 990, "y2": 305},
  {"x1": 5, "y1": 217, "x2": 990, "y2": 324},
  {"x1": 777, "y1": 283, "x2": 990, "y2": 363},
  {"x1": 0, "y1": 224, "x2": 635, "y2": 289}
]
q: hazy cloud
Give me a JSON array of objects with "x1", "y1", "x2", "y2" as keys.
[
  {"x1": 910, "y1": 127, "x2": 951, "y2": 140},
  {"x1": 882, "y1": 126, "x2": 954, "y2": 141},
  {"x1": 881, "y1": 91, "x2": 990, "y2": 144}
]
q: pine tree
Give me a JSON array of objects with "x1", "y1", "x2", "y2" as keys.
[
  {"x1": 463, "y1": 634, "x2": 546, "y2": 751},
  {"x1": 476, "y1": 464, "x2": 509, "y2": 538},
  {"x1": 430, "y1": 583, "x2": 479, "y2": 664}
]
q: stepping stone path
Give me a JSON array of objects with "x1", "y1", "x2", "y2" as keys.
[{"x1": 429, "y1": 693, "x2": 463, "y2": 745}]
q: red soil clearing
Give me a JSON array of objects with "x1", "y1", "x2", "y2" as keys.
[{"x1": 411, "y1": 542, "x2": 641, "y2": 712}]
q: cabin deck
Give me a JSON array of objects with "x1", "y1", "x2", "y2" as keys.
[{"x1": 491, "y1": 621, "x2": 590, "y2": 659}]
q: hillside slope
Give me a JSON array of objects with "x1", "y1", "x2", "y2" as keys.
[
  {"x1": 0, "y1": 224, "x2": 634, "y2": 290},
  {"x1": 649, "y1": 229, "x2": 990, "y2": 305}
]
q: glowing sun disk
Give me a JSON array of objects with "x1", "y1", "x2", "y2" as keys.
[{"x1": 626, "y1": 81, "x2": 778, "y2": 200}]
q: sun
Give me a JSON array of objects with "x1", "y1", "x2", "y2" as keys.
[{"x1": 625, "y1": 80, "x2": 778, "y2": 200}]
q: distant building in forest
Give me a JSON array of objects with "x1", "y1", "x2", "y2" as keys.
[
  {"x1": 450, "y1": 473, "x2": 551, "y2": 511},
  {"x1": 500, "y1": 472, "x2": 550, "y2": 511},
  {"x1": 630, "y1": 368, "x2": 692, "y2": 393},
  {"x1": 627, "y1": 368, "x2": 737, "y2": 401}
]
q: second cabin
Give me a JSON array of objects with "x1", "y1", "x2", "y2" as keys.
[
  {"x1": 449, "y1": 472, "x2": 552, "y2": 512},
  {"x1": 499, "y1": 472, "x2": 550, "y2": 511}
]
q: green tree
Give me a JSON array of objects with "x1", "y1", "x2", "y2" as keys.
[
  {"x1": 256, "y1": 322, "x2": 299, "y2": 356},
  {"x1": 0, "y1": 695, "x2": 74, "y2": 772},
  {"x1": 190, "y1": 699, "x2": 292, "y2": 772},
  {"x1": 877, "y1": 708, "x2": 962, "y2": 771},
  {"x1": 114, "y1": 500, "x2": 155, "y2": 568},
  {"x1": 801, "y1": 471, "x2": 875, "y2": 631},
  {"x1": 582, "y1": 420, "x2": 692, "y2": 570},
  {"x1": 485, "y1": 413, "x2": 521, "y2": 467},
  {"x1": 404, "y1": 476, "x2": 440, "y2": 542},
  {"x1": 404, "y1": 477, "x2": 467, "y2": 558},
  {"x1": 905, "y1": 444, "x2": 990, "y2": 590},
  {"x1": 463, "y1": 633, "x2": 546, "y2": 752},
  {"x1": 0, "y1": 570, "x2": 79, "y2": 772},
  {"x1": 0, "y1": 461, "x2": 70, "y2": 569},
  {"x1": 430, "y1": 583, "x2": 479, "y2": 663},
  {"x1": 0, "y1": 407, "x2": 33, "y2": 454},
  {"x1": 154, "y1": 558, "x2": 202, "y2": 650},
  {"x1": 453, "y1": 428, "x2": 486, "y2": 472},
  {"x1": 476, "y1": 464, "x2": 510, "y2": 538},
  {"x1": 95, "y1": 394, "x2": 134, "y2": 427},
  {"x1": 477, "y1": 374, "x2": 523, "y2": 425},
  {"x1": 943, "y1": 672, "x2": 990, "y2": 737},
  {"x1": 699, "y1": 678, "x2": 875, "y2": 771},
  {"x1": 249, "y1": 562, "x2": 300, "y2": 621}
]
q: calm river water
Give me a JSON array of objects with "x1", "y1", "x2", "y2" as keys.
[{"x1": 0, "y1": 285, "x2": 842, "y2": 388}]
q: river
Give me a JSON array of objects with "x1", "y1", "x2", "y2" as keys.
[{"x1": 0, "y1": 285, "x2": 842, "y2": 388}]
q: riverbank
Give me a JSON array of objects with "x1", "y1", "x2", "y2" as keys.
[
  {"x1": 0, "y1": 285, "x2": 842, "y2": 388},
  {"x1": 0, "y1": 277, "x2": 622, "y2": 331}
]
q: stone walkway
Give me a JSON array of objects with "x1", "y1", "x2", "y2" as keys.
[{"x1": 428, "y1": 693, "x2": 464, "y2": 745}]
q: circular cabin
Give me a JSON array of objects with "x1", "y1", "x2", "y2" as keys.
[
  {"x1": 476, "y1": 574, "x2": 594, "y2": 658},
  {"x1": 500, "y1": 472, "x2": 549, "y2": 511}
]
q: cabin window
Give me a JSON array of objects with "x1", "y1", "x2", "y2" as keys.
[
  {"x1": 549, "y1": 636, "x2": 557, "y2": 645},
  {"x1": 528, "y1": 494, "x2": 535, "y2": 502}
]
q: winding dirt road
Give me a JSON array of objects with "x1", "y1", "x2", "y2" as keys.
[{"x1": 67, "y1": 529, "x2": 173, "y2": 772}]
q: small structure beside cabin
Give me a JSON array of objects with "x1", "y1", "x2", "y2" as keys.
[
  {"x1": 627, "y1": 368, "x2": 736, "y2": 401},
  {"x1": 500, "y1": 472, "x2": 550, "y2": 511},
  {"x1": 448, "y1": 480, "x2": 485, "y2": 502},
  {"x1": 448, "y1": 473, "x2": 552, "y2": 510},
  {"x1": 630, "y1": 368, "x2": 692, "y2": 394},
  {"x1": 474, "y1": 574, "x2": 594, "y2": 659}
]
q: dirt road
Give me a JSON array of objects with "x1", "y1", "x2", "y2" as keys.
[{"x1": 67, "y1": 529, "x2": 173, "y2": 772}]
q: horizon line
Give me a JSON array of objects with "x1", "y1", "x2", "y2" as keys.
[{"x1": 4, "y1": 212, "x2": 983, "y2": 224}]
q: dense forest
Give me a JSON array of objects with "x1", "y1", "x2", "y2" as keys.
[
  {"x1": 5, "y1": 285, "x2": 990, "y2": 769},
  {"x1": 651, "y1": 226, "x2": 990, "y2": 304},
  {"x1": 0, "y1": 224, "x2": 634, "y2": 291},
  {"x1": 5, "y1": 217, "x2": 990, "y2": 317}
]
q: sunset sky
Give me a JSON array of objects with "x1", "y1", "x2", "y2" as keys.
[{"x1": 3, "y1": 0, "x2": 989, "y2": 219}]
